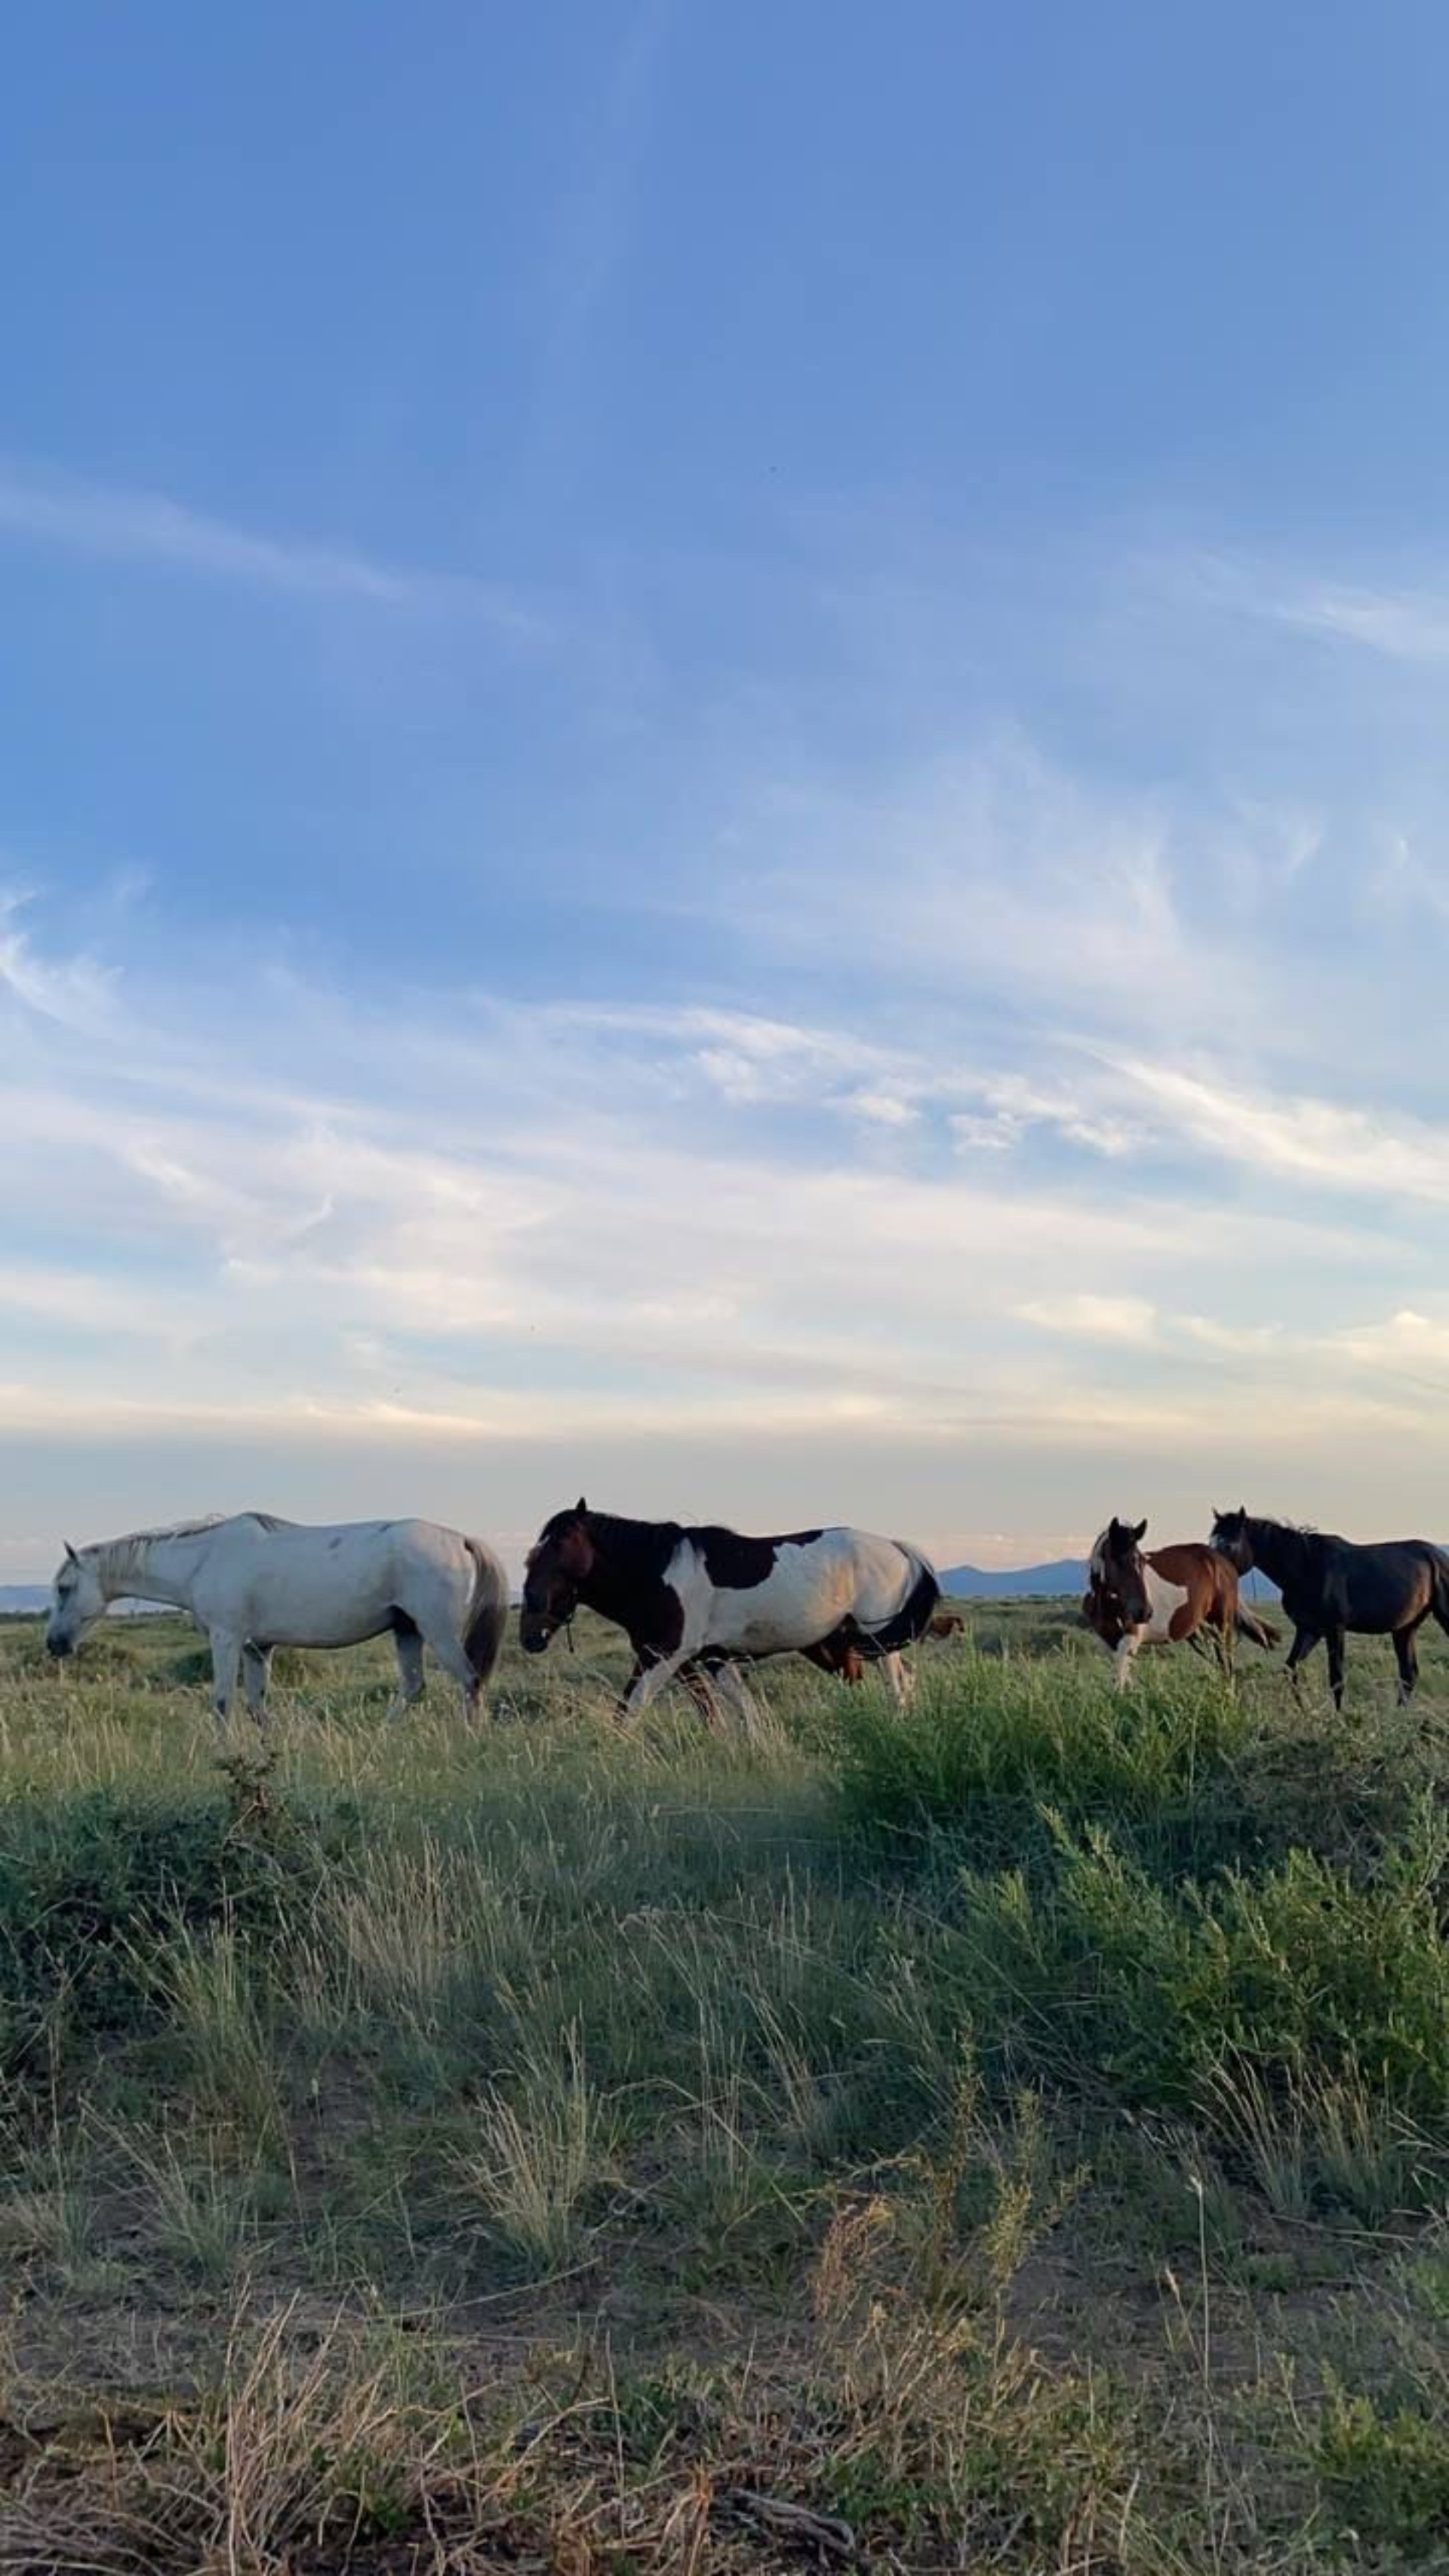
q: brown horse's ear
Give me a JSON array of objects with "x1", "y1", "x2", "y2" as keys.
[
  {"x1": 1132, "y1": 1518, "x2": 1147, "y2": 1543},
  {"x1": 1238, "y1": 1502, "x2": 1247, "y2": 1519},
  {"x1": 575, "y1": 1495, "x2": 588, "y2": 1517},
  {"x1": 64, "y1": 1540, "x2": 79, "y2": 1565}
]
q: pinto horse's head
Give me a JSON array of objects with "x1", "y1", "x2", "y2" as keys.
[
  {"x1": 519, "y1": 1499, "x2": 596, "y2": 1653},
  {"x1": 45, "y1": 1541, "x2": 106, "y2": 1659},
  {"x1": 1088, "y1": 1516, "x2": 1152, "y2": 1633},
  {"x1": 1208, "y1": 1506, "x2": 1253, "y2": 1571}
]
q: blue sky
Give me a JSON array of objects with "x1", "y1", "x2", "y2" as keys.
[{"x1": 6, "y1": 0, "x2": 1449, "y2": 1579}]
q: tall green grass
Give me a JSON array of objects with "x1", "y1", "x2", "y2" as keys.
[{"x1": 5, "y1": 1608, "x2": 1449, "y2": 2568}]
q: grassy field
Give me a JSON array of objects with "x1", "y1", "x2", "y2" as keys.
[{"x1": 2, "y1": 1599, "x2": 1449, "y2": 2571}]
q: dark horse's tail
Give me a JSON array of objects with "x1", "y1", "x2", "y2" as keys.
[
  {"x1": 1430, "y1": 1547, "x2": 1449, "y2": 1637},
  {"x1": 854, "y1": 1543, "x2": 941, "y2": 1657},
  {"x1": 463, "y1": 1538, "x2": 510, "y2": 1682},
  {"x1": 1234, "y1": 1602, "x2": 1279, "y2": 1651}
]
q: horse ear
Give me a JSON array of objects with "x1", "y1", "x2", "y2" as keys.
[
  {"x1": 64, "y1": 1540, "x2": 78, "y2": 1565},
  {"x1": 1133, "y1": 1518, "x2": 1148, "y2": 1543},
  {"x1": 1238, "y1": 1502, "x2": 1247, "y2": 1519},
  {"x1": 575, "y1": 1496, "x2": 588, "y2": 1517}
]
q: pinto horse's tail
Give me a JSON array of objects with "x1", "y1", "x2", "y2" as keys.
[
  {"x1": 854, "y1": 1543, "x2": 941, "y2": 1657},
  {"x1": 1234, "y1": 1603, "x2": 1279, "y2": 1651},
  {"x1": 462, "y1": 1538, "x2": 509, "y2": 1682}
]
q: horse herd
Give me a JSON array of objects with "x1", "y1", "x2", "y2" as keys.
[{"x1": 38, "y1": 1497, "x2": 1449, "y2": 1724}]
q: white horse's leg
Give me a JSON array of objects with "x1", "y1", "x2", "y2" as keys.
[
  {"x1": 210, "y1": 1629, "x2": 243, "y2": 1728},
  {"x1": 388, "y1": 1625, "x2": 426, "y2": 1722},
  {"x1": 241, "y1": 1642, "x2": 272, "y2": 1725},
  {"x1": 420, "y1": 1626, "x2": 482, "y2": 1722},
  {"x1": 1112, "y1": 1634, "x2": 1140, "y2": 1693}
]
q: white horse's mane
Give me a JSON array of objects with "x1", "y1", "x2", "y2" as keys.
[{"x1": 87, "y1": 1510, "x2": 294, "y2": 1573}]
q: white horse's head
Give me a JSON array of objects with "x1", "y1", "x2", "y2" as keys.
[{"x1": 46, "y1": 1542, "x2": 106, "y2": 1658}]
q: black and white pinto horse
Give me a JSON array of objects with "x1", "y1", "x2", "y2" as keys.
[{"x1": 520, "y1": 1501, "x2": 940, "y2": 1718}]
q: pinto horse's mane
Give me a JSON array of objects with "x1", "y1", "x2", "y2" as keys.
[
  {"x1": 537, "y1": 1507, "x2": 831, "y2": 1592},
  {"x1": 539, "y1": 1505, "x2": 684, "y2": 1579}
]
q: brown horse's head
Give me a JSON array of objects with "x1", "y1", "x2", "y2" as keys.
[
  {"x1": 1088, "y1": 1516, "x2": 1152, "y2": 1633},
  {"x1": 519, "y1": 1499, "x2": 596, "y2": 1653},
  {"x1": 1208, "y1": 1506, "x2": 1253, "y2": 1572}
]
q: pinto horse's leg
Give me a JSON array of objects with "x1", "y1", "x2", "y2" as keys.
[
  {"x1": 210, "y1": 1628, "x2": 243, "y2": 1729},
  {"x1": 623, "y1": 1645, "x2": 694, "y2": 1722},
  {"x1": 711, "y1": 1661, "x2": 765, "y2": 1735},
  {"x1": 681, "y1": 1661, "x2": 727, "y2": 1726},
  {"x1": 1112, "y1": 1633, "x2": 1141, "y2": 1692},
  {"x1": 881, "y1": 1651, "x2": 913, "y2": 1709},
  {"x1": 241, "y1": 1642, "x2": 272, "y2": 1726}
]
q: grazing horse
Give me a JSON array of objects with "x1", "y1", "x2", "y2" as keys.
[
  {"x1": 520, "y1": 1500, "x2": 939, "y2": 1716},
  {"x1": 806, "y1": 1605, "x2": 960, "y2": 1691},
  {"x1": 45, "y1": 1513, "x2": 509, "y2": 1725},
  {"x1": 1085, "y1": 1517, "x2": 1278, "y2": 1689},
  {"x1": 1210, "y1": 1507, "x2": 1449, "y2": 1708},
  {"x1": 801, "y1": 1635, "x2": 906, "y2": 1691}
]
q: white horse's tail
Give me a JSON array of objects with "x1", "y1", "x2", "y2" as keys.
[
  {"x1": 462, "y1": 1538, "x2": 509, "y2": 1682},
  {"x1": 856, "y1": 1541, "x2": 941, "y2": 1656}
]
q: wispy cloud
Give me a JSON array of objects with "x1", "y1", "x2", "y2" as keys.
[
  {"x1": 0, "y1": 459, "x2": 539, "y2": 635},
  {"x1": 1017, "y1": 1294, "x2": 1158, "y2": 1345},
  {"x1": 1173, "y1": 544, "x2": 1449, "y2": 666},
  {"x1": 1115, "y1": 1058, "x2": 1449, "y2": 1205},
  {"x1": 0, "y1": 891, "x2": 117, "y2": 1033},
  {"x1": 528, "y1": 0, "x2": 675, "y2": 485},
  {"x1": 1277, "y1": 584, "x2": 1449, "y2": 662},
  {"x1": 8, "y1": 634, "x2": 1449, "y2": 1574}
]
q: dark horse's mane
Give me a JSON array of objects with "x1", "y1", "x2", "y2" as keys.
[{"x1": 1239, "y1": 1514, "x2": 1331, "y2": 1583}]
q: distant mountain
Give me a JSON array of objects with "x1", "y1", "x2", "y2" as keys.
[
  {"x1": 940, "y1": 1560, "x2": 1088, "y2": 1599},
  {"x1": 940, "y1": 1559, "x2": 1279, "y2": 1603},
  {"x1": 0, "y1": 1590, "x2": 173, "y2": 1618}
]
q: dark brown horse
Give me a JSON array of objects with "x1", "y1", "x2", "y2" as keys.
[
  {"x1": 1210, "y1": 1507, "x2": 1449, "y2": 1708},
  {"x1": 1085, "y1": 1517, "x2": 1277, "y2": 1688}
]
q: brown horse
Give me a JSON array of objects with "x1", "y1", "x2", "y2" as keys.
[
  {"x1": 1085, "y1": 1517, "x2": 1277, "y2": 1688},
  {"x1": 810, "y1": 1607, "x2": 962, "y2": 1686}
]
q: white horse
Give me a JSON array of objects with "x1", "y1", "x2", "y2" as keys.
[{"x1": 45, "y1": 1513, "x2": 510, "y2": 1725}]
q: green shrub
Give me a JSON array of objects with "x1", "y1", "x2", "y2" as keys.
[
  {"x1": 0, "y1": 1785, "x2": 326, "y2": 2071},
  {"x1": 1317, "y1": 2380, "x2": 1449, "y2": 2553}
]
